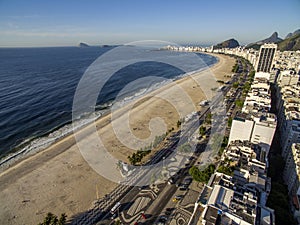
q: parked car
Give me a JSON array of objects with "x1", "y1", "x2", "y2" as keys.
[
  {"x1": 172, "y1": 195, "x2": 183, "y2": 202},
  {"x1": 157, "y1": 215, "x2": 167, "y2": 225},
  {"x1": 110, "y1": 213, "x2": 117, "y2": 220},
  {"x1": 179, "y1": 184, "x2": 189, "y2": 191},
  {"x1": 182, "y1": 177, "x2": 192, "y2": 185}
]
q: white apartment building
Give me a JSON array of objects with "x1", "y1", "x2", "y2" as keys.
[
  {"x1": 281, "y1": 119, "x2": 300, "y2": 160},
  {"x1": 275, "y1": 81, "x2": 300, "y2": 159},
  {"x1": 277, "y1": 70, "x2": 299, "y2": 86},
  {"x1": 223, "y1": 140, "x2": 267, "y2": 174},
  {"x1": 228, "y1": 112, "x2": 277, "y2": 156},
  {"x1": 274, "y1": 50, "x2": 300, "y2": 73},
  {"x1": 229, "y1": 70, "x2": 276, "y2": 155},
  {"x1": 282, "y1": 143, "x2": 300, "y2": 223},
  {"x1": 273, "y1": 66, "x2": 300, "y2": 224},
  {"x1": 198, "y1": 170, "x2": 274, "y2": 225},
  {"x1": 243, "y1": 73, "x2": 271, "y2": 113},
  {"x1": 284, "y1": 143, "x2": 300, "y2": 194},
  {"x1": 255, "y1": 43, "x2": 277, "y2": 73}
]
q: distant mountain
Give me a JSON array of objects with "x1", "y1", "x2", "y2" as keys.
[
  {"x1": 214, "y1": 38, "x2": 239, "y2": 49},
  {"x1": 257, "y1": 32, "x2": 283, "y2": 44},
  {"x1": 246, "y1": 32, "x2": 283, "y2": 50},
  {"x1": 245, "y1": 29, "x2": 300, "y2": 51},
  {"x1": 286, "y1": 33, "x2": 293, "y2": 39},
  {"x1": 285, "y1": 29, "x2": 300, "y2": 39},
  {"x1": 278, "y1": 33, "x2": 300, "y2": 51},
  {"x1": 245, "y1": 43, "x2": 261, "y2": 50},
  {"x1": 101, "y1": 45, "x2": 110, "y2": 47},
  {"x1": 78, "y1": 42, "x2": 89, "y2": 47},
  {"x1": 293, "y1": 29, "x2": 300, "y2": 37}
]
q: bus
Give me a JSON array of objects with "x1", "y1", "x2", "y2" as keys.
[{"x1": 110, "y1": 202, "x2": 121, "y2": 214}]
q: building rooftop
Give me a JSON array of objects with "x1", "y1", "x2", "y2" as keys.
[
  {"x1": 202, "y1": 205, "x2": 221, "y2": 225},
  {"x1": 208, "y1": 185, "x2": 234, "y2": 210},
  {"x1": 234, "y1": 111, "x2": 277, "y2": 126}
]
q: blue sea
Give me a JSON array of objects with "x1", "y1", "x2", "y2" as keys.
[{"x1": 0, "y1": 46, "x2": 217, "y2": 159}]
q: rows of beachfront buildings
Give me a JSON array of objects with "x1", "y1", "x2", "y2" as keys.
[
  {"x1": 192, "y1": 72, "x2": 276, "y2": 225},
  {"x1": 275, "y1": 68, "x2": 300, "y2": 222},
  {"x1": 181, "y1": 44, "x2": 300, "y2": 225},
  {"x1": 165, "y1": 44, "x2": 300, "y2": 77}
]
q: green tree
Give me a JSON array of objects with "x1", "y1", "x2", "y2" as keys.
[
  {"x1": 58, "y1": 214, "x2": 67, "y2": 225},
  {"x1": 243, "y1": 82, "x2": 251, "y2": 93},
  {"x1": 199, "y1": 126, "x2": 206, "y2": 136},
  {"x1": 189, "y1": 164, "x2": 215, "y2": 183},
  {"x1": 114, "y1": 219, "x2": 121, "y2": 225},
  {"x1": 222, "y1": 136, "x2": 228, "y2": 147},
  {"x1": 218, "y1": 136, "x2": 229, "y2": 156},
  {"x1": 235, "y1": 99, "x2": 244, "y2": 108},
  {"x1": 249, "y1": 70, "x2": 255, "y2": 78},
  {"x1": 205, "y1": 113, "x2": 212, "y2": 124},
  {"x1": 128, "y1": 133, "x2": 168, "y2": 165},
  {"x1": 231, "y1": 64, "x2": 239, "y2": 73},
  {"x1": 177, "y1": 120, "x2": 182, "y2": 128},
  {"x1": 217, "y1": 165, "x2": 234, "y2": 176},
  {"x1": 232, "y1": 82, "x2": 239, "y2": 88},
  {"x1": 38, "y1": 213, "x2": 67, "y2": 225},
  {"x1": 227, "y1": 117, "x2": 233, "y2": 127}
]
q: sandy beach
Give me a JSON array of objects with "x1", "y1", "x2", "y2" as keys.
[{"x1": 0, "y1": 53, "x2": 235, "y2": 225}]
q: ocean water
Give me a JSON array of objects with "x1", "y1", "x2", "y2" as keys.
[{"x1": 0, "y1": 46, "x2": 217, "y2": 159}]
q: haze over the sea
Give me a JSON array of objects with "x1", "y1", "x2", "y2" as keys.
[{"x1": 0, "y1": 0, "x2": 299, "y2": 47}]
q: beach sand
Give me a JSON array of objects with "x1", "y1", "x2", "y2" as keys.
[{"x1": 0, "y1": 53, "x2": 235, "y2": 225}]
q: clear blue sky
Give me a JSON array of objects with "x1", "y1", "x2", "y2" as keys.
[{"x1": 0, "y1": 0, "x2": 299, "y2": 47}]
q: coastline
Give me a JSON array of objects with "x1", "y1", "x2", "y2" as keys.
[
  {"x1": 0, "y1": 53, "x2": 235, "y2": 225},
  {"x1": 0, "y1": 52, "x2": 216, "y2": 171}
]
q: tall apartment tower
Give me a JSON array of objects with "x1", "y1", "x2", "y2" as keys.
[{"x1": 255, "y1": 43, "x2": 277, "y2": 72}]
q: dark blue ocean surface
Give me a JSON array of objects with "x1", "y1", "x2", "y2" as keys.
[{"x1": 0, "y1": 46, "x2": 217, "y2": 157}]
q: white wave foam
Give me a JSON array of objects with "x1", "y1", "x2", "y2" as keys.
[{"x1": 0, "y1": 111, "x2": 103, "y2": 171}]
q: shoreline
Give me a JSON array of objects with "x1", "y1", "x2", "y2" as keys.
[
  {"x1": 0, "y1": 52, "x2": 217, "y2": 172},
  {"x1": 0, "y1": 53, "x2": 235, "y2": 225}
]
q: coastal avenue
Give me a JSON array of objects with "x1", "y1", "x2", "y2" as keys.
[
  {"x1": 72, "y1": 57, "x2": 246, "y2": 225},
  {"x1": 93, "y1": 109, "x2": 211, "y2": 225},
  {"x1": 72, "y1": 101, "x2": 213, "y2": 225}
]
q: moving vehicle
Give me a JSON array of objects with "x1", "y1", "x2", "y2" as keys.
[{"x1": 110, "y1": 202, "x2": 121, "y2": 215}]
